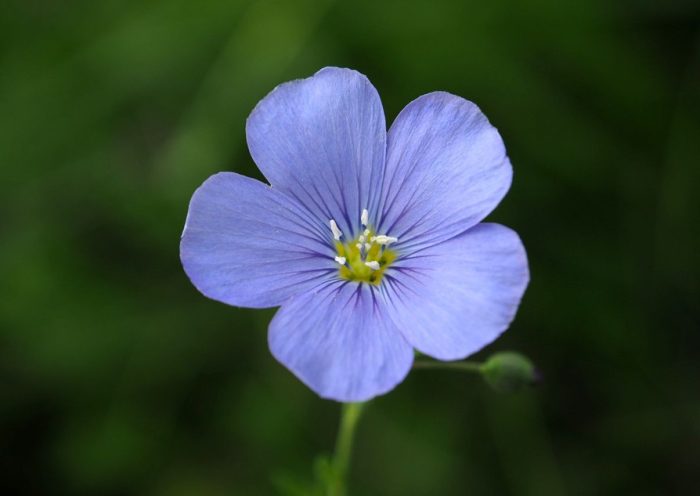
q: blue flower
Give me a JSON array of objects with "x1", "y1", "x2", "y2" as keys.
[{"x1": 180, "y1": 67, "x2": 529, "y2": 402}]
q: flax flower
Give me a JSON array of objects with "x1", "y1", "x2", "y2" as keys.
[{"x1": 181, "y1": 68, "x2": 529, "y2": 402}]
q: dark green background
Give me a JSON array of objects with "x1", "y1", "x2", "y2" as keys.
[{"x1": 2, "y1": 0, "x2": 699, "y2": 494}]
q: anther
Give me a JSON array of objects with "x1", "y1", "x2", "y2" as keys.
[
  {"x1": 373, "y1": 235, "x2": 398, "y2": 245},
  {"x1": 365, "y1": 261, "x2": 380, "y2": 270},
  {"x1": 361, "y1": 209, "x2": 369, "y2": 227},
  {"x1": 334, "y1": 256, "x2": 346, "y2": 265},
  {"x1": 329, "y1": 219, "x2": 343, "y2": 240}
]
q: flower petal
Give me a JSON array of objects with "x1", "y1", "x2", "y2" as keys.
[
  {"x1": 269, "y1": 282, "x2": 414, "y2": 401},
  {"x1": 378, "y1": 92, "x2": 512, "y2": 252},
  {"x1": 246, "y1": 67, "x2": 386, "y2": 238},
  {"x1": 384, "y1": 223, "x2": 529, "y2": 360},
  {"x1": 180, "y1": 172, "x2": 336, "y2": 308}
]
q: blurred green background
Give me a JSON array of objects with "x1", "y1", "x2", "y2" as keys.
[{"x1": 2, "y1": 0, "x2": 699, "y2": 494}]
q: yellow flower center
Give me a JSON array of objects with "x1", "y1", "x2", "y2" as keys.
[
  {"x1": 329, "y1": 209, "x2": 399, "y2": 286},
  {"x1": 334, "y1": 230, "x2": 397, "y2": 285}
]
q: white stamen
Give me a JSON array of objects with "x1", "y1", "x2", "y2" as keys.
[
  {"x1": 334, "y1": 256, "x2": 346, "y2": 265},
  {"x1": 373, "y1": 235, "x2": 398, "y2": 245},
  {"x1": 359, "y1": 235, "x2": 366, "y2": 243},
  {"x1": 363, "y1": 229, "x2": 370, "y2": 236},
  {"x1": 364, "y1": 243, "x2": 372, "y2": 251},
  {"x1": 361, "y1": 209, "x2": 369, "y2": 226},
  {"x1": 365, "y1": 261, "x2": 380, "y2": 270},
  {"x1": 370, "y1": 236, "x2": 376, "y2": 242},
  {"x1": 356, "y1": 242, "x2": 363, "y2": 252},
  {"x1": 329, "y1": 219, "x2": 343, "y2": 240}
]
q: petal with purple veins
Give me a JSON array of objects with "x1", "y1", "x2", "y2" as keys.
[
  {"x1": 379, "y1": 92, "x2": 513, "y2": 252},
  {"x1": 246, "y1": 67, "x2": 387, "y2": 238},
  {"x1": 383, "y1": 223, "x2": 529, "y2": 360},
  {"x1": 181, "y1": 172, "x2": 335, "y2": 309},
  {"x1": 269, "y1": 281, "x2": 414, "y2": 402}
]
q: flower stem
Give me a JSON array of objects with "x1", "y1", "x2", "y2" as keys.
[
  {"x1": 329, "y1": 402, "x2": 366, "y2": 496},
  {"x1": 412, "y1": 359, "x2": 483, "y2": 374}
]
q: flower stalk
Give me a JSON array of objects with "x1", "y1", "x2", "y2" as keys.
[
  {"x1": 413, "y1": 352, "x2": 538, "y2": 393},
  {"x1": 322, "y1": 352, "x2": 535, "y2": 494},
  {"x1": 328, "y1": 402, "x2": 366, "y2": 496},
  {"x1": 412, "y1": 359, "x2": 483, "y2": 373}
]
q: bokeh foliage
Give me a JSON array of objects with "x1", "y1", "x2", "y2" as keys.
[{"x1": 1, "y1": 0, "x2": 699, "y2": 494}]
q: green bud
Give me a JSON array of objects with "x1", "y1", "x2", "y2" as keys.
[{"x1": 480, "y1": 351, "x2": 537, "y2": 393}]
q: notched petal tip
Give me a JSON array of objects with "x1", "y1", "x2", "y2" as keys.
[
  {"x1": 246, "y1": 66, "x2": 374, "y2": 129},
  {"x1": 179, "y1": 172, "x2": 332, "y2": 309},
  {"x1": 314, "y1": 65, "x2": 371, "y2": 80}
]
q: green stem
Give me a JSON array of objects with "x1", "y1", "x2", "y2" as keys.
[
  {"x1": 412, "y1": 359, "x2": 483, "y2": 374},
  {"x1": 328, "y1": 402, "x2": 366, "y2": 496}
]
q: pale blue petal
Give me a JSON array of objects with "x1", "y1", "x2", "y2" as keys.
[
  {"x1": 246, "y1": 67, "x2": 386, "y2": 239},
  {"x1": 378, "y1": 92, "x2": 512, "y2": 252},
  {"x1": 383, "y1": 223, "x2": 529, "y2": 360},
  {"x1": 269, "y1": 282, "x2": 414, "y2": 402},
  {"x1": 180, "y1": 172, "x2": 336, "y2": 308}
]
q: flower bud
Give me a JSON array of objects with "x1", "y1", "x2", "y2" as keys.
[{"x1": 480, "y1": 351, "x2": 537, "y2": 393}]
